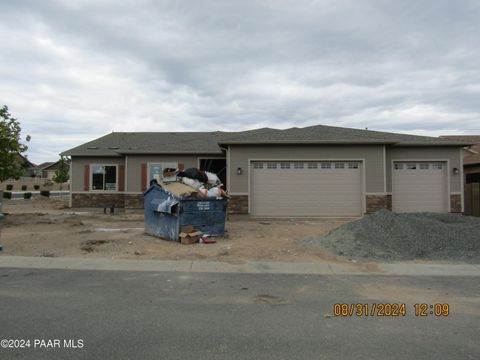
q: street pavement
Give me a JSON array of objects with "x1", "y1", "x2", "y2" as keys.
[{"x1": 0, "y1": 266, "x2": 479, "y2": 359}]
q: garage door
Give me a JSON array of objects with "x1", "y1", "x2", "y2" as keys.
[
  {"x1": 250, "y1": 161, "x2": 363, "y2": 217},
  {"x1": 392, "y1": 162, "x2": 448, "y2": 213}
]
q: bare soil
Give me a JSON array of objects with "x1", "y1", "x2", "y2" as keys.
[{"x1": 0, "y1": 197, "x2": 354, "y2": 263}]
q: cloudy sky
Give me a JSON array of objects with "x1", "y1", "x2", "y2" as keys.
[{"x1": 1, "y1": 0, "x2": 479, "y2": 163}]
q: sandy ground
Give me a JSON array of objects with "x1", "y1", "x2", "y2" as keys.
[{"x1": 0, "y1": 197, "x2": 355, "y2": 264}]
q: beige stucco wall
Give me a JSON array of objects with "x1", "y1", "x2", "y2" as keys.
[
  {"x1": 385, "y1": 146, "x2": 462, "y2": 193},
  {"x1": 125, "y1": 154, "x2": 224, "y2": 192},
  {"x1": 71, "y1": 156, "x2": 125, "y2": 192},
  {"x1": 228, "y1": 144, "x2": 385, "y2": 194}
]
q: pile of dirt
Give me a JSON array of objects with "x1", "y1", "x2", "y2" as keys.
[{"x1": 304, "y1": 210, "x2": 480, "y2": 263}]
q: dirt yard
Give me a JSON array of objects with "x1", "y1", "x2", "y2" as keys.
[{"x1": 0, "y1": 197, "x2": 354, "y2": 264}]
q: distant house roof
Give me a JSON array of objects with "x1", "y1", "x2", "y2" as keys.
[
  {"x1": 37, "y1": 162, "x2": 55, "y2": 170},
  {"x1": 17, "y1": 153, "x2": 36, "y2": 168},
  {"x1": 442, "y1": 135, "x2": 480, "y2": 166},
  {"x1": 61, "y1": 125, "x2": 472, "y2": 157}
]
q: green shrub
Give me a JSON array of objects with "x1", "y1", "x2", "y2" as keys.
[
  {"x1": 34, "y1": 185, "x2": 40, "y2": 190},
  {"x1": 6, "y1": 184, "x2": 13, "y2": 190},
  {"x1": 40, "y1": 190, "x2": 50, "y2": 197},
  {"x1": 3, "y1": 191, "x2": 12, "y2": 199},
  {"x1": 21, "y1": 185, "x2": 27, "y2": 191},
  {"x1": 23, "y1": 192, "x2": 32, "y2": 199}
]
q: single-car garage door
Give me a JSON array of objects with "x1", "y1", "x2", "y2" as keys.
[
  {"x1": 250, "y1": 161, "x2": 363, "y2": 217},
  {"x1": 392, "y1": 161, "x2": 448, "y2": 213}
]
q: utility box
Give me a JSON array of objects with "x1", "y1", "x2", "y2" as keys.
[{"x1": 144, "y1": 184, "x2": 228, "y2": 241}]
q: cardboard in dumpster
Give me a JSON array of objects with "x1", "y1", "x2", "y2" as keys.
[{"x1": 160, "y1": 181, "x2": 199, "y2": 197}]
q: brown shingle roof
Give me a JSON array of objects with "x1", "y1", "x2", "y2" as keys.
[{"x1": 61, "y1": 125, "x2": 472, "y2": 157}]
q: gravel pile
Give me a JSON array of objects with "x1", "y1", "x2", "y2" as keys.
[{"x1": 304, "y1": 210, "x2": 480, "y2": 262}]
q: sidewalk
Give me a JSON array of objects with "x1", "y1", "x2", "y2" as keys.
[{"x1": 1, "y1": 255, "x2": 479, "y2": 276}]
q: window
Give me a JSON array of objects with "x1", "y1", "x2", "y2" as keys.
[
  {"x1": 307, "y1": 162, "x2": 318, "y2": 169},
  {"x1": 253, "y1": 162, "x2": 263, "y2": 169},
  {"x1": 419, "y1": 163, "x2": 429, "y2": 170},
  {"x1": 394, "y1": 163, "x2": 403, "y2": 170},
  {"x1": 148, "y1": 162, "x2": 178, "y2": 184},
  {"x1": 91, "y1": 165, "x2": 117, "y2": 191},
  {"x1": 406, "y1": 164, "x2": 417, "y2": 170},
  {"x1": 334, "y1": 162, "x2": 345, "y2": 169},
  {"x1": 432, "y1": 163, "x2": 443, "y2": 170},
  {"x1": 267, "y1": 162, "x2": 277, "y2": 169},
  {"x1": 321, "y1": 162, "x2": 331, "y2": 169},
  {"x1": 294, "y1": 162, "x2": 304, "y2": 169},
  {"x1": 348, "y1": 162, "x2": 359, "y2": 169},
  {"x1": 280, "y1": 162, "x2": 291, "y2": 169}
]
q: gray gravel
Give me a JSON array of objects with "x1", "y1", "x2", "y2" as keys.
[{"x1": 304, "y1": 210, "x2": 480, "y2": 263}]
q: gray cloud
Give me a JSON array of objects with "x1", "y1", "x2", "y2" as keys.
[{"x1": 1, "y1": 0, "x2": 479, "y2": 163}]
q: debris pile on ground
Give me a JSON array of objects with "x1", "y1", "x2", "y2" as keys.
[
  {"x1": 304, "y1": 210, "x2": 480, "y2": 263},
  {"x1": 154, "y1": 167, "x2": 228, "y2": 199}
]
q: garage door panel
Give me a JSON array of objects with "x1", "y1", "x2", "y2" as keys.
[
  {"x1": 250, "y1": 161, "x2": 363, "y2": 217},
  {"x1": 392, "y1": 162, "x2": 448, "y2": 213}
]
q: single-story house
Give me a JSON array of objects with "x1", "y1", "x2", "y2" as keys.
[
  {"x1": 36, "y1": 159, "x2": 71, "y2": 180},
  {"x1": 61, "y1": 125, "x2": 471, "y2": 216}
]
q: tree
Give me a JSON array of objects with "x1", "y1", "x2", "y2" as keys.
[
  {"x1": 0, "y1": 105, "x2": 31, "y2": 184},
  {"x1": 53, "y1": 156, "x2": 70, "y2": 185}
]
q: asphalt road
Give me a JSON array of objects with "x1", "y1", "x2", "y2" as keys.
[{"x1": 0, "y1": 268, "x2": 479, "y2": 360}]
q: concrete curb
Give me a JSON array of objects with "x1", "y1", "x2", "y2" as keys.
[{"x1": 1, "y1": 255, "x2": 479, "y2": 276}]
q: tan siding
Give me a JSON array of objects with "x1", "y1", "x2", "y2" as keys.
[
  {"x1": 386, "y1": 147, "x2": 462, "y2": 193},
  {"x1": 229, "y1": 145, "x2": 384, "y2": 193},
  {"x1": 71, "y1": 156, "x2": 125, "y2": 192}
]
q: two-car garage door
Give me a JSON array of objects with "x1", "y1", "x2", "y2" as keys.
[{"x1": 250, "y1": 161, "x2": 363, "y2": 217}]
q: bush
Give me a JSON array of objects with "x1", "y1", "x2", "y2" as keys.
[
  {"x1": 40, "y1": 190, "x2": 50, "y2": 197},
  {"x1": 34, "y1": 185, "x2": 40, "y2": 190},
  {"x1": 23, "y1": 192, "x2": 32, "y2": 199},
  {"x1": 3, "y1": 191, "x2": 12, "y2": 199},
  {"x1": 6, "y1": 184, "x2": 13, "y2": 190},
  {"x1": 21, "y1": 185, "x2": 27, "y2": 191}
]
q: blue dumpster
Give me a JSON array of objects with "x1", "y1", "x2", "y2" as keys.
[{"x1": 144, "y1": 184, "x2": 228, "y2": 241}]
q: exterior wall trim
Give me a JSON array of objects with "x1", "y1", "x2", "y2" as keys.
[
  {"x1": 383, "y1": 145, "x2": 387, "y2": 193},
  {"x1": 459, "y1": 147, "x2": 465, "y2": 212},
  {"x1": 391, "y1": 158, "x2": 451, "y2": 212}
]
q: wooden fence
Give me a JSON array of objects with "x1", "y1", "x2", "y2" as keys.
[{"x1": 464, "y1": 183, "x2": 480, "y2": 217}]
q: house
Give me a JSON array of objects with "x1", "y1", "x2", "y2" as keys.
[
  {"x1": 61, "y1": 125, "x2": 470, "y2": 216},
  {"x1": 36, "y1": 159, "x2": 71, "y2": 180},
  {"x1": 441, "y1": 136, "x2": 480, "y2": 184}
]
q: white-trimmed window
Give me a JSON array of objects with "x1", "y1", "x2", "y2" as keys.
[
  {"x1": 148, "y1": 162, "x2": 178, "y2": 184},
  {"x1": 253, "y1": 162, "x2": 263, "y2": 169},
  {"x1": 307, "y1": 162, "x2": 318, "y2": 169},
  {"x1": 432, "y1": 163, "x2": 443, "y2": 170},
  {"x1": 348, "y1": 162, "x2": 359, "y2": 169},
  {"x1": 280, "y1": 162, "x2": 291, "y2": 169},
  {"x1": 321, "y1": 162, "x2": 331, "y2": 169},
  {"x1": 91, "y1": 165, "x2": 117, "y2": 191},
  {"x1": 406, "y1": 164, "x2": 417, "y2": 170},
  {"x1": 294, "y1": 162, "x2": 304, "y2": 169},
  {"x1": 419, "y1": 163, "x2": 429, "y2": 170},
  {"x1": 267, "y1": 162, "x2": 277, "y2": 169},
  {"x1": 394, "y1": 163, "x2": 404, "y2": 170},
  {"x1": 334, "y1": 162, "x2": 345, "y2": 169}
]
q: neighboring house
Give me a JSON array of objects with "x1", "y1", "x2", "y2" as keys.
[
  {"x1": 36, "y1": 160, "x2": 71, "y2": 180},
  {"x1": 61, "y1": 125, "x2": 471, "y2": 216},
  {"x1": 16, "y1": 153, "x2": 37, "y2": 177},
  {"x1": 442, "y1": 136, "x2": 480, "y2": 184}
]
